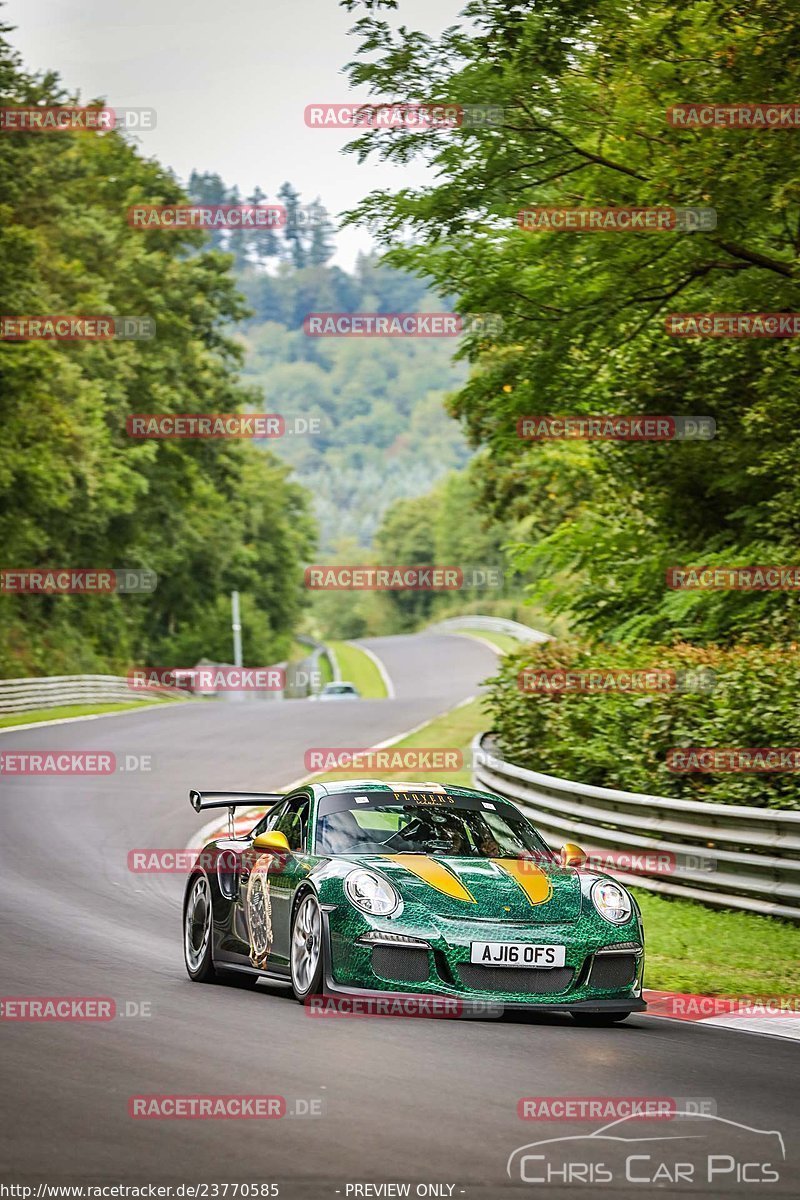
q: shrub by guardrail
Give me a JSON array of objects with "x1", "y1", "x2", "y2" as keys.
[{"x1": 483, "y1": 640, "x2": 800, "y2": 810}]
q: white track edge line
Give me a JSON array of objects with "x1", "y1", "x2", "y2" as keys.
[{"x1": 351, "y1": 641, "x2": 395, "y2": 698}]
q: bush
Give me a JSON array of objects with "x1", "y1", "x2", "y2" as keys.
[{"x1": 487, "y1": 641, "x2": 800, "y2": 809}]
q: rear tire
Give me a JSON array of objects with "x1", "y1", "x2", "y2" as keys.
[
  {"x1": 571, "y1": 1011, "x2": 631, "y2": 1026},
  {"x1": 290, "y1": 893, "x2": 324, "y2": 1002},
  {"x1": 184, "y1": 873, "x2": 217, "y2": 982}
]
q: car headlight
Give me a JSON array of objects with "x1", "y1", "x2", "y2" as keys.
[
  {"x1": 345, "y1": 869, "x2": 400, "y2": 917},
  {"x1": 591, "y1": 879, "x2": 633, "y2": 924}
]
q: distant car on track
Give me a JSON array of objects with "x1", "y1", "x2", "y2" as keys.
[
  {"x1": 183, "y1": 781, "x2": 645, "y2": 1023},
  {"x1": 314, "y1": 681, "x2": 361, "y2": 701}
]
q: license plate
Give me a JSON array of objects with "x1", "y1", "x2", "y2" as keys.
[{"x1": 470, "y1": 942, "x2": 565, "y2": 968}]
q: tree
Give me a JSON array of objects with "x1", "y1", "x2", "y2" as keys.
[
  {"x1": 242, "y1": 184, "x2": 281, "y2": 269},
  {"x1": 278, "y1": 180, "x2": 307, "y2": 268},
  {"x1": 306, "y1": 197, "x2": 337, "y2": 266},
  {"x1": 340, "y1": 0, "x2": 800, "y2": 645},
  {"x1": 0, "y1": 28, "x2": 315, "y2": 675}
]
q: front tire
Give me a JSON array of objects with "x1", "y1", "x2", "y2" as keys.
[
  {"x1": 571, "y1": 1011, "x2": 631, "y2": 1026},
  {"x1": 184, "y1": 873, "x2": 217, "y2": 982},
  {"x1": 290, "y1": 893, "x2": 324, "y2": 1002}
]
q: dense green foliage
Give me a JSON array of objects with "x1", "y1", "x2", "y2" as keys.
[
  {"x1": 340, "y1": 0, "x2": 800, "y2": 802},
  {"x1": 342, "y1": 0, "x2": 800, "y2": 646},
  {"x1": 488, "y1": 641, "x2": 800, "y2": 808},
  {"x1": 0, "y1": 31, "x2": 314, "y2": 676}
]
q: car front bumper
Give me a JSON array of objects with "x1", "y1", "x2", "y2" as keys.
[{"x1": 320, "y1": 910, "x2": 646, "y2": 1014}]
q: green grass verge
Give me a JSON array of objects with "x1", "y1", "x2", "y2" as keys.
[
  {"x1": 318, "y1": 650, "x2": 333, "y2": 687},
  {"x1": 0, "y1": 695, "x2": 187, "y2": 729},
  {"x1": 636, "y1": 889, "x2": 800, "y2": 995},
  {"x1": 328, "y1": 640, "x2": 388, "y2": 699},
  {"x1": 456, "y1": 629, "x2": 521, "y2": 655}
]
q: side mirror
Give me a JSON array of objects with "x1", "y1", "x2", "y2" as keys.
[
  {"x1": 252, "y1": 830, "x2": 290, "y2": 853},
  {"x1": 560, "y1": 842, "x2": 587, "y2": 868}
]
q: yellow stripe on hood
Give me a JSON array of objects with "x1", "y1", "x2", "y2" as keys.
[
  {"x1": 492, "y1": 858, "x2": 553, "y2": 906},
  {"x1": 387, "y1": 855, "x2": 476, "y2": 903}
]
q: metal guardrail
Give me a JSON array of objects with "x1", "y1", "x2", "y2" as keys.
[
  {"x1": 430, "y1": 616, "x2": 550, "y2": 643},
  {"x1": 289, "y1": 636, "x2": 335, "y2": 696},
  {"x1": 0, "y1": 656, "x2": 329, "y2": 711},
  {"x1": 472, "y1": 732, "x2": 800, "y2": 921},
  {"x1": 0, "y1": 674, "x2": 183, "y2": 714}
]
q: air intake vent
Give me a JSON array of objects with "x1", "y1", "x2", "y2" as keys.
[
  {"x1": 588, "y1": 954, "x2": 638, "y2": 990},
  {"x1": 457, "y1": 965, "x2": 574, "y2": 994},
  {"x1": 371, "y1": 945, "x2": 430, "y2": 984}
]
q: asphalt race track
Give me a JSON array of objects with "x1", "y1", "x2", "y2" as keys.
[{"x1": 0, "y1": 632, "x2": 797, "y2": 1198}]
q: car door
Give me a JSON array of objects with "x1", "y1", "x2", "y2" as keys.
[
  {"x1": 216, "y1": 800, "x2": 290, "y2": 968},
  {"x1": 265, "y1": 792, "x2": 313, "y2": 967}
]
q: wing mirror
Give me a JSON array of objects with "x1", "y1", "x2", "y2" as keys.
[
  {"x1": 252, "y1": 830, "x2": 290, "y2": 853},
  {"x1": 560, "y1": 842, "x2": 587, "y2": 868}
]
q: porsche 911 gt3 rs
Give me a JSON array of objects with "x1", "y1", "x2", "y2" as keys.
[{"x1": 183, "y1": 780, "x2": 646, "y2": 1023}]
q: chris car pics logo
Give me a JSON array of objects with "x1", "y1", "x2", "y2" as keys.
[{"x1": 507, "y1": 1112, "x2": 784, "y2": 1187}]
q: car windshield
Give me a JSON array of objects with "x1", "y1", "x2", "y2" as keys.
[
  {"x1": 323, "y1": 684, "x2": 357, "y2": 695},
  {"x1": 315, "y1": 793, "x2": 555, "y2": 861}
]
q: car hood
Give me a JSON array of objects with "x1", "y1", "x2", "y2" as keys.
[{"x1": 348, "y1": 854, "x2": 583, "y2": 923}]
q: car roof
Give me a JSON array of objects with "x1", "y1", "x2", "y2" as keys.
[{"x1": 308, "y1": 780, "x2": 502, "y2": 803}]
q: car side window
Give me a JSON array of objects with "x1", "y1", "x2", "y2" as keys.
[
  {"x1": 251, "y1": 801, "x2": 287, "y2": 839},
  {"x1": 272, "y1": 794, "x2": 311, "y2": 852}
]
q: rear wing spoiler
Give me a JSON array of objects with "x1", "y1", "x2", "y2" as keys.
[{"x1": 189, "y1": 789, "x2": 284, "y2": 813}]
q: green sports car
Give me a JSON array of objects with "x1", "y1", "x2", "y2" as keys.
[{"x1": 183, "y1": 780, "x2": 646, "y2": 1024}]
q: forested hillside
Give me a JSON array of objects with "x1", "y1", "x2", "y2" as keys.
[{"x1": 187, "y1": 173, "x2": 471, "y2": 548}]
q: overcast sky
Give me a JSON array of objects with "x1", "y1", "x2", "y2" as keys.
[{"x1": 4, "y1": 0, "x2": 465, "y2": 267}]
